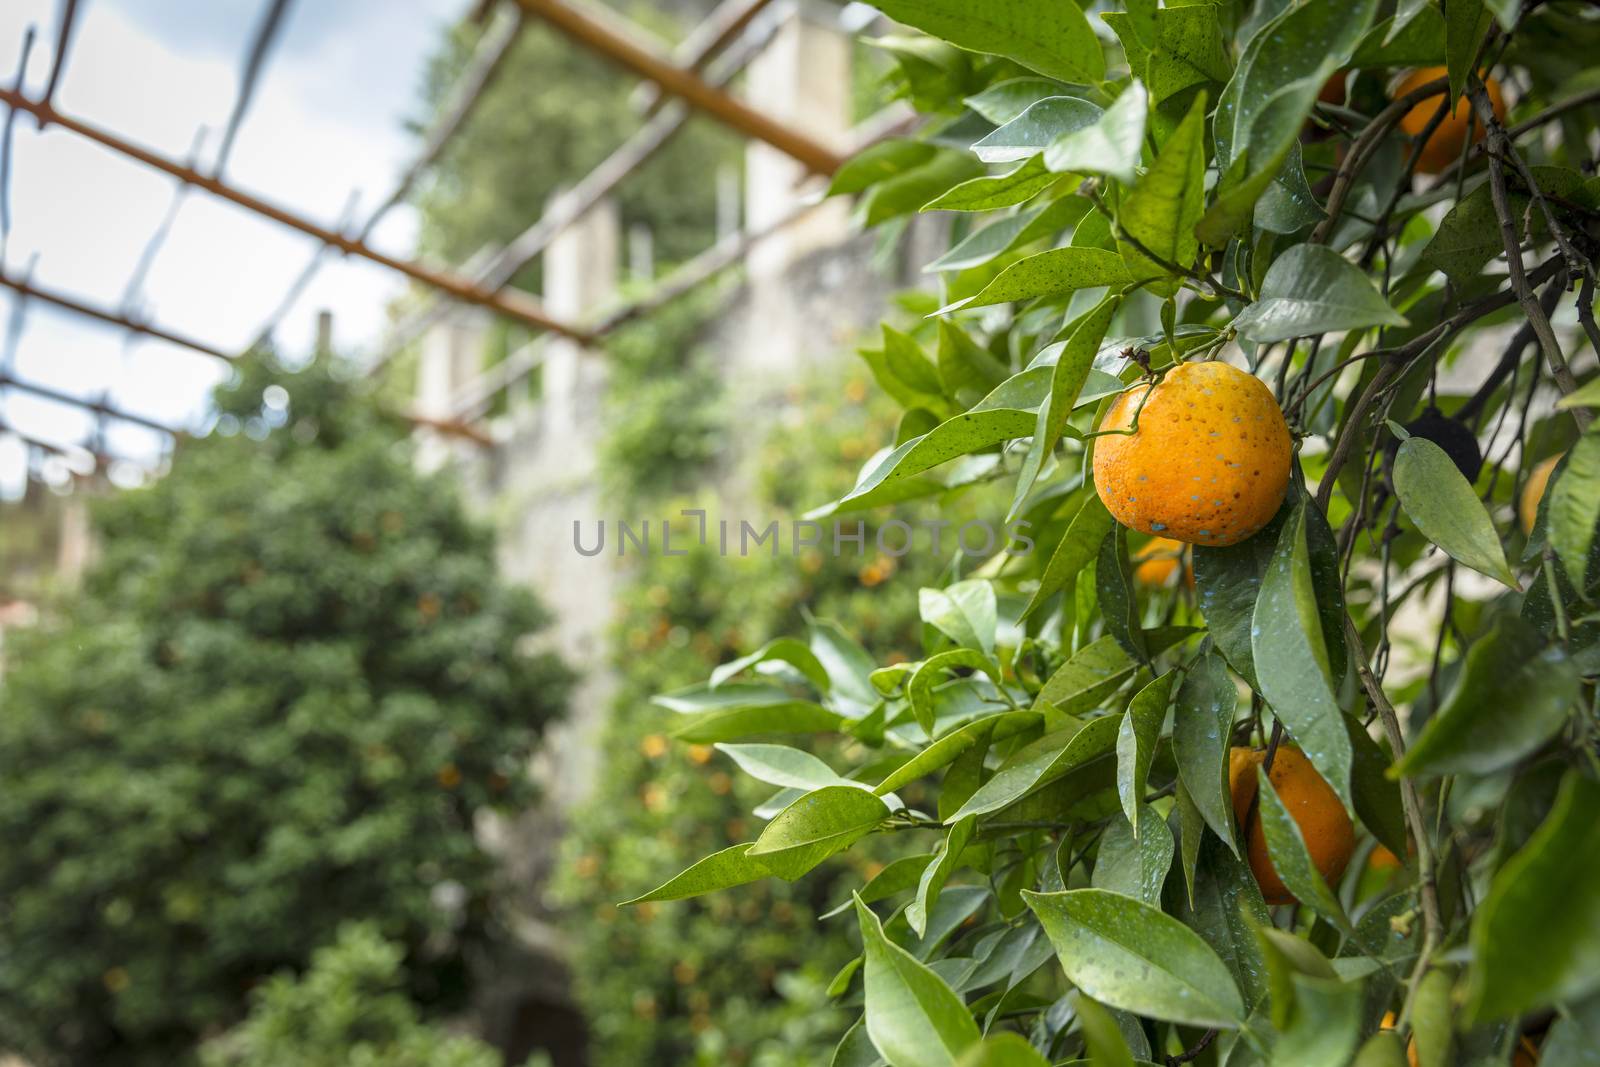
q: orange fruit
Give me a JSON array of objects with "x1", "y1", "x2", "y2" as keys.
[
  {"x1": 1395, "y1": 67, "x2": 1506, "y2": 174},
  {"x1": 1133, "y1": 536, "x2": 1190, "y2": 588},
  {"x1": 1093, "y1": 361, "x2": 1292, "y2": 547},
  {"x1": 1369, "y1": 844, "x2": 1403, "y2": 871},
  {"x1": 1381, "y1": 1011, "x2": 1538, "y2": 1066},
  {"x1": 1520, "y1": 453, "x2": 1562, "y2": 535},
  {"x1": 1228, "y1": 746, "x2": 1354, "y2": 906}
]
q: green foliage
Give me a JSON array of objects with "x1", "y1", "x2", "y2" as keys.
[
  {"x1": 639, "y1": 2, "x2": 1600, "y2": 1063},
  {"x1": 201, "y1": 924, "x2": 542, "y2": 1067},
  {"x1": 0, "y1": 354, "x2": 572, "y2": 1066}
]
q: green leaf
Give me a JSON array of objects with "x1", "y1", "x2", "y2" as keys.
[
  {"x1": 924, "y1": 157, "x2": 1064, "y2": 213},
  {"x1": 1395, "y1": 615, "x2": 1579, "y2": 778},
  {"x1": 920, "y1": 580, "x2": 998, "y2": 654},
  {"x1": 1179, "y1": 835, "x2": 1271, "y2": 1009},
  {"x1": 1043, "y1": 81, "x2": 1149, "y2": 185},
  {"x1": 1146, "y1": 5, "x2": 1231, "y2": 105},
  {"x1": 1549, "y1": 430, "x2": 1600, "y2": 591},
  {"x1": 1233, "y1": 245, "x2": 1407, "y2": 343},
  {"x1": 868, "y1": 0, "x2": 1105, "y2": 85},
  {"x1": 623, "y1": 843, "x2": 774, "y2": 904},
  {"x1": 873, "y1": 712, "x2": 1042, "y2": 795},
  {"x1": 830, "y1": 139, "x2": 938, "y2": 196},
  {"x1": 715, "y1": 743, "x2": 855, "y2": 792},
  {"x1": 1117, "y1": 672, "x2": 1175, "y2": 833},
  {"x1": 947, "y1": 247, "x2": 1135, "y2": 312},
  {"x1": 812, "y1": 619, "x2": 883, "y2": 712},
  {"x1": 1411, "y1": 966, "x2": 1454, "y2": 1067},
  {"x1": 1118, "y1": 92, "x2": 1207, "y2": 293},
  {"x1": 1255, "y1": 766, "x2": 1353, "y2": 933},
  {"x1": 832, "y1": 1019, "x2": 883, "y2": 1067},
  {"x1": 1257, "y1": 930, "x2": 1363, "y2": 1067},
  {"x1": 954, "y1": 1033, "x2": 1051, "y2": 1067},
  {"x1": 864, "y1": 150, "x2": 988, "y2": 226},
  {"x1": 908, "y1": 650, "x2": 1005, "y2": 737},
  {"x1": 1200, "y1": 0, "x2": 1377, "y2": 245},
  {"x1": 1194, "y1": 509, "x2": 1284, "y2": 690},
  {"x1": 1344, "y1": 715, "x2": 1407, "y2": 859},
  {"x1": 1445, "y1": 0, "x2": 1492, "y2": 103},
  {"x1": 1071, "y1": 990, "x2": 1138, "y2": 1067},
  {"x1": 1098, "y1": 527, "x2": 1145, "y2": 661},
  {"x1": 1035, "y1": 627, "x2": 1196, "y2": 714},
  {"x1": 1251, "y1": 503, "x2": 1353, "y2": 807},
  {"x1": 1467, "y1": 773, "x2": 1600, "y2": 1021},
  {"x1": 1011, "y1": 294, "x2": 1120, "y2": 517},
  {"x1": 1352, "y1": 1032, "x2": 1409, "y2": 1067},
  {"x1": 823, "y1": 854, "x2": 937, "y2": 919},
  {"x1": 1393, "y1": 436, "x2": 1517, "y2": 587},
  {"x1": 1352, "y1": 5, "x2": 1446, "y2": 68},
  {"x1": 907, "y1": 815, "x2": 976, "y2": 937},
  {"x1": 656, "y1": 683, "x2": 848, "y2": 742},
  {"x1": 1422, "y1": 167, "x2": 1593, "y2": 285},
  {"x1": 711, "y1": 637, "x2": 831, "y2": 692},
  {"x1": 1174, "y1": 779, "x2": 1205, "y2": 907},
  {"x1": 1174, "y1": 648, "x2": 1240, "y2": 856},
  {"x1": 950, "y1": 714, "x2": 1122, "y2": 821},
  {"x1": 936, "y1": 320, "x2": 1009, "y2": 400},
  {"x1": 1093, "y1": 806, "x2": 1175, "y2": 907},
  {"x1": 854, "y1": 895, "x2": 981, "y2": 1066},
  {"x1": 1024, "y1": 888, "x2": 1246, "y2": 1028},
  {"x1": 927, "y1": 198, "x2": 1085, "y2": 272},
  {"x1": 750, "y1": 786, "x2": 890, "y2": 879},
  {"x1": 1020, "y1": 493, "x2": 1114, "y2": 619},
  {"x1": 972, "y1": 96, "x2": 1104, "y2": 164},
  {"x1": 964, "y1": 79, "x2": 1070, "y2": 125}
]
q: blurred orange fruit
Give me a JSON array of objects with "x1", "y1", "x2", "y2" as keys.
[
  {"x1": 1229, "y1": 746, "x2": 1354, "y2": 906},
  {"x1": 1133, "y1": 536, "x2": 1192, "y2": 588},
  {"x1": 1093, "y1": 361, "x2": 1292, "y2": 547},
  {"x1": 1395, "y1": 67, "x2": 1505, "y2": 174},
  {"x1": 1520, "y1": 453, "x2": 1563, "y2": 535}
]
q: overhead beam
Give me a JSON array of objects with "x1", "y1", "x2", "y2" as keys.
[
  {"x1": 0, "y1": 86, "x2": 592, "y2": 343},
  {"x1": 514, "y1": 0, "x2": 844, "y2": 175},
  {"x1": 0, "y1": 372, "x2": 182, "y2": 436},
  {"x1": 634, "y1": 0, "x2": 775, "y2": 117},
  {"x1": 0, "y1": 267, "x2": 234, "y2": 361}
]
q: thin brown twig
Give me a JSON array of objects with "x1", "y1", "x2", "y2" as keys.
[{"x1": 1312, "y1": 76, "x2": 1449, "y2": 245}]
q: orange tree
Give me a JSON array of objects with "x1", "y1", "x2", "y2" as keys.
[{"x1": 631, "y1": 1, "x2": 1600, "y2": 1064}]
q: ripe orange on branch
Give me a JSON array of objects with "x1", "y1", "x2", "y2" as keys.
[
  {"x1": 1229, "y1": 745, "x2": 1354, "y2": 906},
  {"x1": 1395, "y1": 66, "x2": 1506, "y2": 174},
  {"x1": 1093, "y1": 361, "x2": 1292, "y2": 547}
]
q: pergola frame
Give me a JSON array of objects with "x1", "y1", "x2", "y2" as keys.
[{"x1": 0, "y1": 0, "x2": 855, "y2": 473}]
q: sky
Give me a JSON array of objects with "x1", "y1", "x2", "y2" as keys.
[{"x1": 0, "y1": 0, "x2": 471, "y2": 496}]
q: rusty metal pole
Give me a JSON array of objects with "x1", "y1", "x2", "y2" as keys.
[
  {"x1": 513, "y1": 0, "x2": 844, "y2": 175},
  {"x1": 0, "y1": 86, "x2": 593, "y2": 343}
]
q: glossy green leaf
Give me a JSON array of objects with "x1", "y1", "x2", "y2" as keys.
[
  {"x1": 711, "y1": 637, "x2": 830, "y2": 692},
  {"x1": 1467, "y1": 774, "x2": 1600, "y2": 1021},
  {"x1": 920, "y1": 580, "x2": 998, "y2": 654},
  {"x1": 1043, "y1": 81, "x2": 1149, "y2": 184},
  {"x1": 1344, "y1": 715, "x2": 1407, "y2": 859},
  {"x1": 830, "y1": 139, "x2": 938, "y2": 196},
  {"x1": 1119, "y1": 91, "x2": 1207, "y2": 293},
  {"x1": 873, "y1": 712, "x2": 1041, "y2": 795},
  {"x1": 1194, "y1": 509, "x2": 1284, "y2": 690},
  {"x1": 1258, "y1": 930, "x2": 1363, "y2": 1067},
  {"x1": 1146, "y1": 5, "x2": 1230, "y2": 104},
  {"x1": 623, "y1": 843, "x2": 774, "y2": 904},
  {"x1": 1011, "y1": 294, "x2": 1119, "y2": 518},
  {"x1": 1397, "y1": 615, "x2": 1578, "y2": 778},
  {"x1": 947, "y1": 247, "x2": 1135, "y2": 312},
  {"x1": 1020, "y1": 493, "x2": 1114, "y2": 619},
  {"x1": 907, "y1": 815, "x2": 975, "y2": 937},
  {"x1": 1174, "y1": 648, "x2": 1240, "y2": 856},
  {"x1": 950, "y1": 714, "x2": 1121, "y2": 821},
  {"x1": 1444, "y1": 0, "x2": 1492, "y2": 103},
  {"x1": 1411, "y1": 966, "x2": 1454, "y2": 1067},
  {"x1": 924, "y1": 158, "x2": 1063, "y2": 214},
  {"x1": 869, "y1": 0, "x2": 1104, "y2": 85},
  {"x1": 812, "y1": 619, "x2": 883, "y2": 712},
  {"x1": 1072, "y1": 990, "x2": 1137, "y2": 1067},
  {"x1": 1024, "y1": 888, "x2": 1246, "y2": 1028},
  {"x1": 1097, "y1": 527, "x2": 1144, "y2": 660},
  {"x1": 1256, "y1": 766, "x2": 1353, "y2": 933},
  {"x1": 863, "y1": 150, "x2": 988, "y2": 226},
  {"x1": 1251, "y1": 503, "x2": 1353, "y2": 807},
  {"x1": 1549, "y1": 430, "x2": 1600, "y2": 591},
  {"x1": 1117, "y1": 672, "x2": 1175, "y2": 833},
  {"x1": 1093, "y1": 806, "x2": 1174, "y2": 907},
  {"x1": 1352, "y1": 1032, "x2": 1409, "y2": 1067},
  {"x1": 1180, "y1": 835, "x2": 1271, "y2": 1009},
  {"x1": 657, "y1": 683, "x2": 847, "y2": 742},
  {"x1": 972, "y1": 96, "x2": 1103, "y2": 164},
  {"x1": 1035, "y1": 627, "x2": 1196, "y2": 715},
  {"x1": 1393, "y1": 436, "x2": 1517, "y2": 588},
  {"x1": 855, "y1": 895, "x2": 981, "y2": 1066},
  {"x1": 1233, "y1": 245, "x2": 1407, "y2": 343},
  {"x1": 954, "y1": 1033, "x2": 1051, "y2": 1067},
  {"x1": 823, "y1": 854, "x2": 936, "y2": 919},
  {"x1": 750, "y1": 786, "x2": 889, "y2": 879},
  {"x1": 964, "y1": 79, "x2": 1070, "y2": 125},
  {"x1": 908, "y1": 650, "x2": 1004, "y2": 737}
]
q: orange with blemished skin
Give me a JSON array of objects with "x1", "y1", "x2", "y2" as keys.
[
  {"x1": 1093, "y1": 361, "x2": 1292, "y2": 547},
  {"x1": 1229, "y1": 746, "x2": 1354, "y2": 907},
  {"x1": 1396, "y1": 66, "x2": 1506, "y2": 174}
]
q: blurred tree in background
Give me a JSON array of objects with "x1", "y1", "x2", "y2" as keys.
[
  {"x1": 202, "y1": 923, "x2": 545, "y2": 1067},
  {"x1": 0, "y1": 353, "x2": 572, "y2": 1066}
]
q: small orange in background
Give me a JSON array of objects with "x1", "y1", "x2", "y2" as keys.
[
  {"x1": 1133, "y1": 536, "x2": 1192, "y2": 588},
  {"x1": 1228, "y1": 746, "x2": 1354, "y2": 906},
  {"x1": 1369, "y1": 843, "x2": 1403, "y2": 871},
  {"x1": 1380, "y1": 1011, "x2": 1539, "y2": 1066},
  {"x1": 1093, "y1": 361, "x2": 1293, "y2": 547},
  {"x1": 1520, "y1": 453, "x2": 1563, "y2": 535},
  {"x1": 1395, "y1": 66, "x2": 1506, "y2": 174}
]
